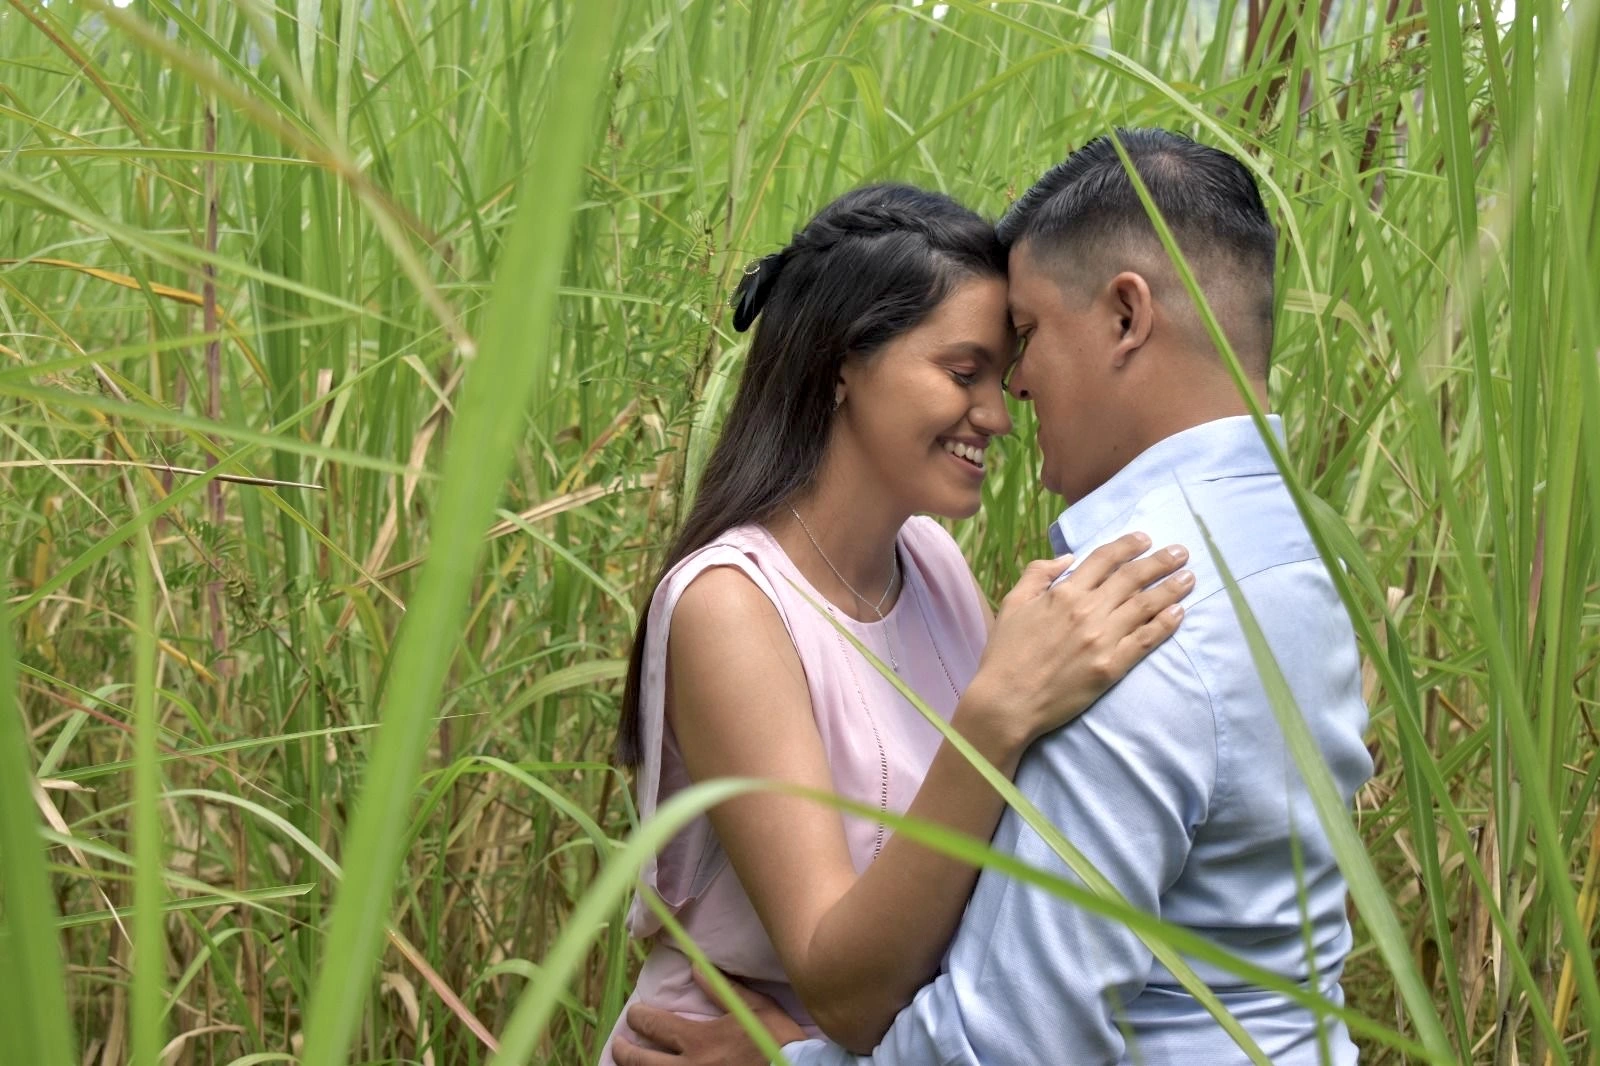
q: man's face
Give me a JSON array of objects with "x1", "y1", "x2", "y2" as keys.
[{"x1": 1004, "y1": 242, "x2": 1127, "y2": 504}]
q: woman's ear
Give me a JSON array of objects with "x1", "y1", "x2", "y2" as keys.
[{"x1": 1108, "y1": 270, "x2": 1154, "y2": 367}]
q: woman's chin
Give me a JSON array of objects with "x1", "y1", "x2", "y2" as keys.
[{"x1": 919, "y1": 494, "x2": 983, "y2": 521}]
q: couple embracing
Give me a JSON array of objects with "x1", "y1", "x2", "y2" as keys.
[{"x1": 603, "y1": 129, "x2": 1373, "y2": 1066}]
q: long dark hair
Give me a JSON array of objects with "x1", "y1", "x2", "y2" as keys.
[{"x1": 616, "y1": 183, "x2": 1006, "y2": 764}]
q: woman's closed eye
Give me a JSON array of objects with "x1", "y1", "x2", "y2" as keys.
[{"x1": 949, "y1": 368, "x2": 979, "y2": 386}]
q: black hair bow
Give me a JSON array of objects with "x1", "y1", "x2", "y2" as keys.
[{"x1": 730, "y1": 253, "x2": 787, "y2": 332}]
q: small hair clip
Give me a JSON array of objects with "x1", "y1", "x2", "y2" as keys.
[{"x1": 730, "y1": 252, "x2": 788, "y2": 332}]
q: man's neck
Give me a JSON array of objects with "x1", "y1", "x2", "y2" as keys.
[
  {"x1": 1124, "y1": 367, "x2": 1267, "y2": 461},
  {"x1": 1052, "y1": 409, "x2": 1282, "y2": 553}
]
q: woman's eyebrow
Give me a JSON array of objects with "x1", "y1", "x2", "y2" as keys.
[{"x1": 938, "y1": 340, "x2": 1001, "y2": 363}]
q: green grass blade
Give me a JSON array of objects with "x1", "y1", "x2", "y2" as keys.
[
  {"x1": 295, "y1": 5, "x2": 622, "y2": 1064},
  {"x1": 0, "y1": 598, "x2": 75, "y2": 1064},
  {"x1": 131, "y1": 535, "x2": 165, "y2": 1066}
]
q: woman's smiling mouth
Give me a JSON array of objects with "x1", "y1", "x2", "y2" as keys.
[{"x1": 940, "y1": 437, "x2": 987, "y2": 472}]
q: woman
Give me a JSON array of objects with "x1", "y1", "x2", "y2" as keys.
[{"x1": 604, "y1": 185, "x2": 1193, "y2": 1065}]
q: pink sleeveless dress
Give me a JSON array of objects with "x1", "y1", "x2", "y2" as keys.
[{"x1": 598, "y1": 517, "x2": 989, "y2": 1064}]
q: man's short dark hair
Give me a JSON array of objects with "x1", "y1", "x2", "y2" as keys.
[{"x1": 997, "y1": 128, "x2": 1278, "y2": 371}]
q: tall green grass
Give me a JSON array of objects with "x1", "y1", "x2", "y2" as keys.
[{"x1": 1, "y1": 0, "x2": 1596, "y2": 1062}]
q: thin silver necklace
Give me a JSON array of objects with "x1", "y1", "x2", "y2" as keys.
[{"x1": 789, "y1": 505, "x2": 900, "y2": 671}]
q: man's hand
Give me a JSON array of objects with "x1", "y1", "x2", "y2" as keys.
[{"x1": 610, "y1": 969, "x2": 807, "y2": 1066}]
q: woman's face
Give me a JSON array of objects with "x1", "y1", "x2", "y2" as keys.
[{"x1": 835, "y1": 275, "x2": 1015, "y2": 519}]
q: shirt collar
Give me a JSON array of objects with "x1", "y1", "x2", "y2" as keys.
[{"x1": 1048, "y1": 414, "x2": 1286, "y2": 555}]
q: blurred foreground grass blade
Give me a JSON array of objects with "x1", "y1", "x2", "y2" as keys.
[
  {"x1": 297, "y1": 5, "x2": 621, "y2": 1064},
  {"x1": 1550, "y1": 1, "x2": 1600, "y2": 1051},
  {"x1": 0, "y1": 608, "x2": 75, "y2": 1062}
]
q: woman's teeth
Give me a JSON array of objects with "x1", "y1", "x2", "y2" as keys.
[{"x1": 942, "y1": 439, "x2": 985, "y2": 469}]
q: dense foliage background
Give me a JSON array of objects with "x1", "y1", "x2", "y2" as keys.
[{"x1": 2, "y1": 0, "x2": 1597, "y2": 1063}]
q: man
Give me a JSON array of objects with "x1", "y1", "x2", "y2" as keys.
[{"x1": 624, "y1": 128, "x2": 1374, "y2": 1065}]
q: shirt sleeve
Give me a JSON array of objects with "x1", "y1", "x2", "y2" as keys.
[{"x1": 780, "y1": 636, "x2": 1219, "y2": 1066}]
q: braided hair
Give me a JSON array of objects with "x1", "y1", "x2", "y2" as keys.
[{"x1": 617, "y1": 184, "x2": 1005, "y2": 764}]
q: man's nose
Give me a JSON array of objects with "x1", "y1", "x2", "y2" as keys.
[{"x1": 1005, "y1": 365, "x2": 1031, "y2": 402}]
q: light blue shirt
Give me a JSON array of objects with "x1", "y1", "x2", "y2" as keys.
[{"x1": 784, "y1": 415, "x2": 1374, "y2": 1066}]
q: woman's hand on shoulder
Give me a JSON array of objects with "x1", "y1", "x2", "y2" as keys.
[{"x1": 964, "y1": 531, "x2": 1193, "y2": 751}]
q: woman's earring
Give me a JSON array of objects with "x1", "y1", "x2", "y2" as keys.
[{"x1": 832, "y1": 393, "x2": 843, "y2": 412}]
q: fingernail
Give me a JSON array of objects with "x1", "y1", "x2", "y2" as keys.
[
  {"x1": 1133, "y1": 532, "x2": 1152, "y2": 547},
  {"x1": 1176, "y1": 569, "x2": 1195, "y2": 585},
  {"x1": 1167, "y1": 545, "x2": 1188, "y2": 562},
  {"x1": 1165, "y1": 604, "x2": 1184, "y2": 619}
]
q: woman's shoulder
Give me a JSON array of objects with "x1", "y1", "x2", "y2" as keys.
[
  {"x1": 665, "y1": 567, "x2": 796, "y2": 674},
  {"x1": 898, "y1": 515, "x2": 970, "y2": 576},
  {"x1": 899, "y1": 516, "x2": 989, "y2": 635},
  {"x1": 899, "y1": 514, "x2": 955, "y2": 546},
  {"x1": 651, "y1": 524, "x2": 789, "y2": 625}
]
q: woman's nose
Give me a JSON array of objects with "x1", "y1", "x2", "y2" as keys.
[{"x1": 975, "y1": 381, "x2": 1013, "y2": 437}]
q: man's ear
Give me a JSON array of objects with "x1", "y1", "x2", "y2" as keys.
[{"x1": 1107, "y1": 270, "x2": 1154, "y2": 368}]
